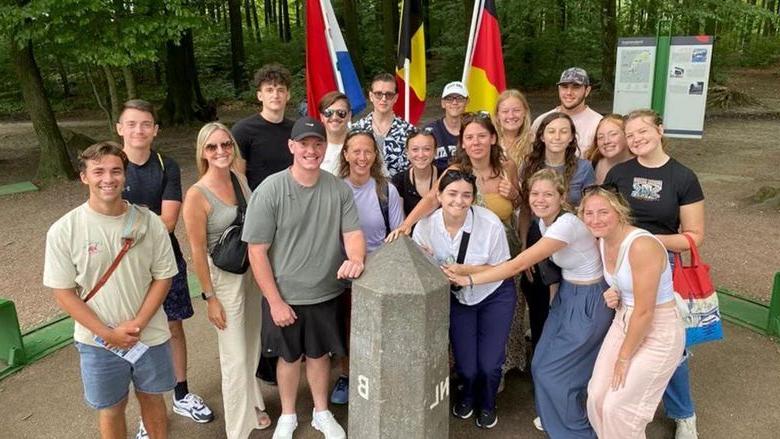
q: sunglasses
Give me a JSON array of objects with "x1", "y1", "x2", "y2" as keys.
[
  {"x1": 345, "y1": 127, "x2": 375, "y2": 141},
  {"x1": 461, "y1": 111, "x2": 492, "y2": 125},
  {"x1": 442, "y1": 169, "x2": 477, "y2": 184},
  {"x1": 581, "y1": 182, "x2": 620, "y2": 197},
  {"x1": 406, "y1": 125, "x2": 435, "y2": 137},
  {"x1": 443, "y1": 95, "x2": 467, "y2": 104},
  {"x1": 371, "y1": 91, "x2": 397, "y2": 101},
  {"x1": 204, "y1": 139, "x2": 234, "y2": 152},
  {"x1": 322, "y1": 108, "x2": 349, "y2": 120}
]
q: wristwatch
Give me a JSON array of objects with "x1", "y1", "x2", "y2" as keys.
[{"x1": 201, "y1": 291, "x2": 216, "y2": 301}]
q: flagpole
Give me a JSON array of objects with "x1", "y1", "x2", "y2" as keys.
[
  {"x1": 320, "y1": 0, "x2": 345, "y2": 93},
  {"x1": 404, "y1": 58, "x2": 411, "y2": 122},
  {"x1": 462, "y1": 0, "x2": 484, "y2": 84}
]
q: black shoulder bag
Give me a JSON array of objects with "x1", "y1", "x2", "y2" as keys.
[{"x1": 210, "y1": 172, "x2": 250, "y2": 274}]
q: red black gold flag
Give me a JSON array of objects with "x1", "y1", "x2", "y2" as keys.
[
  {"x1": 394, "y1": 0, "x2": 426, "y2": 124},
  {"x1": 464, "y1": 0, "x2": 506, "y2": 114}
]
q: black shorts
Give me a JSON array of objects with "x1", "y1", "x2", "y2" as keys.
[
  {"x1": 261, "y1": 294, "x2": 347, "y2": 362},
  {"x1": 163, "y1": 253, "x2": 194, "y2": 321}
]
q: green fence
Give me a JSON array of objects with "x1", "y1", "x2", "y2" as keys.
[{"x1": 2, "y1": 273, "x2": 780, "y2": 381}]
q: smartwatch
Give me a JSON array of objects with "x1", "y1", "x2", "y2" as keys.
[{"x1": 201, "y1": 291, "x2": 216, "y2": 301}]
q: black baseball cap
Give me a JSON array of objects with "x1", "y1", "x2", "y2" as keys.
[{"x1": 290, "y1": 116, "x2": 326, "y2": 141}]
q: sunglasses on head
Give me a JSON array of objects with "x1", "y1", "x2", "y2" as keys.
[
  {"x1": 322, "y1": 108, "x2": 348, "y2": 120},
  {"x1": 581, "y1": 182, "x2": 620, "y2": 197},
  {"x1": 443, "y1": 169, "x2": 477, "y2": 184},
  {"x1": 406, "y1": 125, "x2": 435, "y2": 137},
  {"x1": 345, "y1": 127, "x2": 375, "y2": 141},
  {"x1": 204, "y1": 139, "x2": 234, "y2": 152},
  {"x1": 461, "y1": 111, "x2": 492, "y2": 124}
]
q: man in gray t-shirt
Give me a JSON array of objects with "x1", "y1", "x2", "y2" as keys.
[{"x1": 243, "y1": 116, "x2": 365, "y2": 438}]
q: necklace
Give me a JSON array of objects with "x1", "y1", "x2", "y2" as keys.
[{"x1": 411, "y1": 165, "x2": 435, "y2": 194}]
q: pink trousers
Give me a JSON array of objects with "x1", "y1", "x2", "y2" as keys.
[{"x1": 587, "y1": 305, "x2": 685, "y2": 439}]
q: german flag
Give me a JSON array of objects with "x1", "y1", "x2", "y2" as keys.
[
  {"x1": 463, "y1": 0, "x2": 506, "y2": 114},
  {"x1": 394, "y1": 0, "x2": 426, "y2": 124}
]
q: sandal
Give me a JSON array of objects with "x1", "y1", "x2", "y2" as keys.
[{"x1": 255, "y1": 408, "x2": 273, "y2": 430}]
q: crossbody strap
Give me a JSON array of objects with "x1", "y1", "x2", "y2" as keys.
[
  {"x1": 229, "y1": 172, "x2": 247, "y2": 225},
  {"x1": 83, "y1": 206, "x2": 139, "y2": 303}
]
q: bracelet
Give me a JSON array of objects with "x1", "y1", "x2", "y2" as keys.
[{"x1": 467, "y1": 275, "x2": 474, "y2": 288}]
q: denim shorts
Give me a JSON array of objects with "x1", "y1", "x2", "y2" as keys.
[{"x1": 75, "y1": 340, "x2": 176, "y2": 409}]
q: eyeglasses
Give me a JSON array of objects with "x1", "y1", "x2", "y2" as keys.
[
  {"x1": 442, "y1": 169, "x2": 477, "y2": 184},
  {"x1": 461, "y1": 111, "x2": 492, "y2": 125},
  {"x1": 204, "y1": 139, "x2": 234, "y2": 152},
  {"x1": 322, "y1": 108, "x2": 349, "y2": 120},
  {"x1": 406, "y1": 125, "x2": 435, "y2": 137},
  {"x1": 371, "y1": 91, "x2": 397, "y2": 101},
  {"x1": 581, "y1": 183, "x2": 620, "y2": 197},
  {"x1": 443, "y1": 96, "x2": 467, "y2": 104}
]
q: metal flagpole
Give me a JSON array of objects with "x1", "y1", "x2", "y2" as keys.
[
  {"x1": 405, "y1": 58, "x2": 411, "y2": 122},
  {"x1": 462, "y1": 0, "x2": 484, "y2": 84},
  {"x1": 320, "y1": 0, "x2": 345, "y2": 92}
]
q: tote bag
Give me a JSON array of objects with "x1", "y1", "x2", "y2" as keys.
[{"x1": 673, "y1": 234, "x2": 724, "y2": 347}]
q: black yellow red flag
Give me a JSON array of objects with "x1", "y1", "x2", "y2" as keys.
[
  {"x1": 394, "y1": 0, "x2": 426, "y2": 124},
  {"x1": 463, "y1": 0, "x2": 506, "y2": 114}
]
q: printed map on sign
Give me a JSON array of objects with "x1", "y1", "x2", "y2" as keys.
[{"x1": 617, "y1": 49, "x2": 653, "y2": 90}]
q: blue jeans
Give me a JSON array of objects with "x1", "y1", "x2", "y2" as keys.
[{"x1": 664, "y1": 251, "x2": 695, "y2": 419}]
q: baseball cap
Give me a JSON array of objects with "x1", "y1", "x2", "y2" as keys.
[
  {"x1": 442, "y1": 81, "x2": 469, "y2": 98},
  {"x1": 290, "y1": 116, "x2": 326, "y2": 141},
  {"x1": 557, "y1": 67, "x2": 590, "y2": 86}
]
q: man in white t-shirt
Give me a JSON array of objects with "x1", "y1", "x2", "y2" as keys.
[
  {"x1": 44, "y1": 142, "x2": 178, "y2": 439},
  {"x1": 532, "y1": 67, "x2": 603, "y2": 157}
]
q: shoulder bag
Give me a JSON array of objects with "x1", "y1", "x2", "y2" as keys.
[{"x1": 210, "y1": 172, "x2": 250, "y2": 274}]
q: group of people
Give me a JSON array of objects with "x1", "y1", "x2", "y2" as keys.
[{"x1": 43, "y1": 62, "x2": 705, "y2": 439}]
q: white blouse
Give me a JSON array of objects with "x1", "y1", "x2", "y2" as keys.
[{"x1": 413, "y1": 205, "x2": 510, "y2": 305}]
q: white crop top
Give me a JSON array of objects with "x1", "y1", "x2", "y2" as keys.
[{"x1": 601, "y1": 229, "x2": 675, "y2": 306}]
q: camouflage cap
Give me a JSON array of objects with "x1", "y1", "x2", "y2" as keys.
[{"x1": 557, "y1": 67, "x2": 590, "y2": 86}]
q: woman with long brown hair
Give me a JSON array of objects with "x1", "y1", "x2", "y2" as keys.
[{"x1": 587, "y1": 114, "x2": 633, "y2": 184}]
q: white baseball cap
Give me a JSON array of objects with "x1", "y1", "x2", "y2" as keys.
[{"x1": 442, "y1": 81, "x2": 469, "y2": 98}]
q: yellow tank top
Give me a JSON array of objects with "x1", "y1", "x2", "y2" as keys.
[{"x1": 481, "y1": 193, "x2": 514, "y2": 222}]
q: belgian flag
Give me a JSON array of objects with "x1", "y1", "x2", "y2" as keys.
[
  {"x1": 463, "y1": 0, "x2": 506, "y2": 114},
  {"x1": 394, "y1": 0, "x2": 426, "y2": 124}
]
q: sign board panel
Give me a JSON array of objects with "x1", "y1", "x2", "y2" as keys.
[
  {"x1": 613, "y1": 37, "x2": 657, "y2": 115},
  {"x1": 662, "y1": 36, "x2": 714, "y2": 139}
]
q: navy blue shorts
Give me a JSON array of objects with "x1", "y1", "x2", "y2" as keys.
[{"x1": 163, "y1": 254, "x2": 194, "y2": 321}]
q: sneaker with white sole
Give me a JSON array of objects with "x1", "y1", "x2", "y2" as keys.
[
  {"x1": 272, "y1": 414, "x2": 298, "y2": 439},
  {"x1": 311, "y1": 409, "x2": 346, "y2": 439},
  {"x1": 675, "y1": 414, "x2": 698, "y2": 439},
  {"x1": 330, "y1": 375, "x2": 349, "y2": 405},
  {"x1": 173, "y1": 393, "x2": 214, "y2": 423},
  {"x1": 135, "y1": 419, "x2": 148, "y2": 439},
  {"x1": 475, "y1": 409, "x2": 498, "y2": 429},
  {"x1": 533, "y1": 416, "x2": 544, "y2": 431}
]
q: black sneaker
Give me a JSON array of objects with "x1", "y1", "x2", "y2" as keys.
[
  {"x1": 451, "y1": 401, "x2": 474, "y2": 419},
  {"x1": 476, "y1": 409, "x2": 498, "y2": 429}
]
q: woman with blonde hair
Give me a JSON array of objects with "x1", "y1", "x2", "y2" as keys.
[
  {"x1": 579, "y1": 185, "x2": 684, "y2": 438},
  {"x1": 603, "y1": 108, "x2": 704, "y2": 438},
  {"x1": 495, "y1": 89, "x2": 533, "y2": 166},
  {"x1": 182, "y1": 122, "x2": 271, "y2": 438},
  {"x1": 587, "y1": 114, "x2": 633, "y2": 184}
]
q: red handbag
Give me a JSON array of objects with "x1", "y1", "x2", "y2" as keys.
[{"x1": 673, "y1": 234, "x2": 723, "y2": 347}]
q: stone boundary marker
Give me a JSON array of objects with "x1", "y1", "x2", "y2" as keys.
[{"x1": 349, "y1": 236, "x2": 450, "y2": 438}]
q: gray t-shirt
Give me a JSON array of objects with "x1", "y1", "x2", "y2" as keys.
[{"x1": 242, "y1": 169, "x2": 361, "y2": 305}]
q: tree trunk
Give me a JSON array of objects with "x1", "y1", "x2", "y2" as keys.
[
  {"x1": 161, "y1": 30, "x2": 216, "y2": 125},
  {"x1": 102, "y1": 65, "x2": 120, "y2": 129},
  {"x1": 86, "y1": 67, "x2": 115, "y2": 136},
  {"x1": 381, "y1": 0, "x2": 396, "y2": 72},
  {"x1": 280, "y1": 0, "x2": 291, "y2": 42},
  {"x1": 342, "y1": 0, "x2": 364, "y2": 79},
  {"x1": 122, "y1": 66, "x2": 137, "y2": 100},
  {"x1": 10, "y1": 39, "x2": 76, "y2": 180},
  {"x1": 228, "y1": 0, "x2": 248, "y2": 94},
  {"x1": 55, "y1": 58, "x2": 71, "y2": 97},
  {"x1": 244, "y1": 0, "x2": 254, "y2": 33},
  {"x1": 295, "y1": 0, "x2": 300, "y2": 28},
  {"x1": 601, "y1": 0, "x2": 617, "y2": 93},
  {"x1": 251, "y1": 0, "x2": 262, "y2": 41}
]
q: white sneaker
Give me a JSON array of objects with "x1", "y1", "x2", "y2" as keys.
[
  {"x1": 675, "y1": 414, "x2": 698, "y2": 439},
  {"x1": 533, "y1": 416, "x2": 544, "y2": 431},
  {"x1": 272, "y1": 414, "x2": 298, "y2": 439},
  {"x1": 135, "y1": 419, "x2": 148, "y2": 439},
  {"x1": 173, "y1": 392, "x2": 214, "y2": 423},
  {"x1": 311, "y1": 409, "x2": 346, "y2": 439}
]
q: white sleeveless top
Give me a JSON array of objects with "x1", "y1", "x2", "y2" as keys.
[{"x1": 601, "y1": 229, "x2": 675, "y2": 306}]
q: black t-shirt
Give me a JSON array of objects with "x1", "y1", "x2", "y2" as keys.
[
  {"x1": 604, "y1": 157, "x2": 704, "y2": 235},
  {"x1": 426, "y1": 118, "x2": 459, "y2": 169},
  {"x1": 232, "y1": 114, "x2": 295, "y2": 190},
  {"x1": 122, "y1": 151, "x2": 184, "y2": 259},
  {"x1": 391, "y1": 164, "x2": 446, "y2": 216}
]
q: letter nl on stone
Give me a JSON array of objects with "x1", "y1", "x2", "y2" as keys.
[{"x1": 348, "y1": 236, "x2": 451, "y2": 438}]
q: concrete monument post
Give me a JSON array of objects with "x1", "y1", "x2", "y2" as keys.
[{"x1": 348, "y1": 236, "x2": 450, "y2": 438}]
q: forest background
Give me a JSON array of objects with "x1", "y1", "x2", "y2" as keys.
[{"x1": 1, "y1": 0, "x2": 779, "y2": 182}]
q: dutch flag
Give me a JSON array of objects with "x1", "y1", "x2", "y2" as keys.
[{"x1": 305, "y1": 0, "x2": 366, "y2": 118}]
